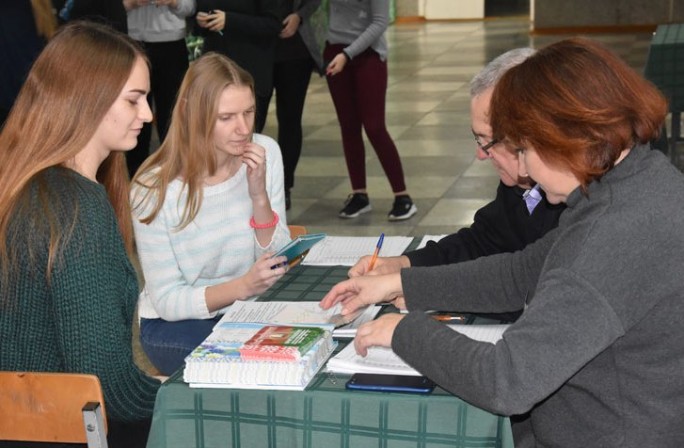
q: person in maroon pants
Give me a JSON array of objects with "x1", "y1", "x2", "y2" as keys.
[{"x1": 325, "y1": 0, "x2": 417, "y2": 221}]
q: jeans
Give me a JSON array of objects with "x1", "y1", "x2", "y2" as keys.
[{"x1": 140, "y1": 316, "x2": 222, "y2": 376}]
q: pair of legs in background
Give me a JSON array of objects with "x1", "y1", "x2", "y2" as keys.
[
  {"x1": 267, "y1": 56, "x2": 315, "y2": 209},
  {"x1": 325, "y1": 43, "x2": 417, "y2": 221},
  {"x1": 126, "y1": 39, "x2": 188, "y2": 177}
]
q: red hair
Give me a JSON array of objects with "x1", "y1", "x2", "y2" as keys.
[{"x1": 489, "y1": 37, "x2": 667, "y2": 191}]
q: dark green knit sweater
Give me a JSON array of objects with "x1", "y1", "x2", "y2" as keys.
[{"x1": 0, "y1": 167, "x2": 159, "y2": 423}]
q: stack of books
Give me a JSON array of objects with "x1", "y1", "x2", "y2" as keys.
[{"x1": 183, "y1": 323, "x2": 336, "y2": 390}]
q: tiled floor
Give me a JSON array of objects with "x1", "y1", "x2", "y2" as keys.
[{"x1": 264, "y1": 17, "x2": 659, "y2": 238}]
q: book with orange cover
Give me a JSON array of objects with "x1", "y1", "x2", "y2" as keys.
[{"x1": 239, "y1": 325, "x2": 324, "y2": 361}]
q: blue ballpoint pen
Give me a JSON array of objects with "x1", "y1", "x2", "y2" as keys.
[{"x1": 367, "y1": 233, "x2": 384, "y2": 271}]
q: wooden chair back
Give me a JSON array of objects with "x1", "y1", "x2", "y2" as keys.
[
  {"x1": 288, "y1": 225, "x2": 307, "y2": 239},
  {"x1": 0, "y1": 371, "x2": 108, "y2": 447}
]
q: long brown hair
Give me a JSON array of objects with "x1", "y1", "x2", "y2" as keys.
[
  {"x1": 132, "y1": 52, "x2": 255, "y2": 230},
  {"x1": 0, "y1": 21, "x2": 145, "y2": 293},
  {"x1": 490, "y1": 37, "x2": 667, "y2": 191}
]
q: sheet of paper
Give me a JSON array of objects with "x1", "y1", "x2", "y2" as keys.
[
  {"x1": 448, "y1": 324, "x2": 510, "y2": 344},
  {"x1": 326, "y1": 323, "x2": 510, "y2": 376},
  {"x1": 327, "y1": 343, "x2": 422, "y2": 376},
  {"x1": 302, "y1": 236, "x2": 413, "y2": 266},
  {"x1": 216, "y1": 301, "x2": 338, "y2": 327},
  {"x1": 215, "y1": 301, "x2": 381, "y2": 337},
  {"x1": 415, "y1": 234, "x2": 448, "y2": 250},
  {"x1": 331, "y1": 306, "x2": 381, "y2": 338}
]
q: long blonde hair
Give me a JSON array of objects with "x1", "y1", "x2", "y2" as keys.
[
  {"x1": 132, "y1": 52, "x2": 255, "y2": 230},
  {"x1": 0, "y1": 21, "x2": 146, "y2": 293}
]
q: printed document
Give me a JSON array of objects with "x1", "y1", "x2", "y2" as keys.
[
  {"x1": 327, "y1": 324, "x2": 510, "y2": 375},
  {"x1": 215, "y1": 301, "x2": 381, "y2": 338},
  {"x1": 302, "y1": 236, "x2": 413, "y2": 266}
]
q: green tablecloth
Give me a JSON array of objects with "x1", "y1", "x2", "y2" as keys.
[
  {"x1": 147, "y1": 365, "x2": 512, "y2": 448},
  {"x1": 146, "y1": 246, "x2": 513, "y2": 448}
]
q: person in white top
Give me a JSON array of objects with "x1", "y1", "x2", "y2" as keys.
[{"x1": 131, "y1": 52, "x2": 291, "y2": 375}]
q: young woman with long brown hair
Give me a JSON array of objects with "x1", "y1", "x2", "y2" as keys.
[{"x1": 0, "y1": 21, "x2": 160, "y2": 447}]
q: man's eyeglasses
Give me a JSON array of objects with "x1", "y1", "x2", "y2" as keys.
[{"x1": 472, "y1": 131, "x2": 499, "y2": 155}]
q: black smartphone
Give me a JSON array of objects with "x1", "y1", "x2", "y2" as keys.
[{"x1": 345, "y1": 373, "x2": 436, "y2": 394}]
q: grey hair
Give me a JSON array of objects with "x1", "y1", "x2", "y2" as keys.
[{"x1": 470, "y1": 47, "x2": 536, "y2": 97}]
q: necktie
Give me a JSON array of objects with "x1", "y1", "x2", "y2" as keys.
[{"x1": 523, "y1": 185, "x2": 542, "y2": 214}]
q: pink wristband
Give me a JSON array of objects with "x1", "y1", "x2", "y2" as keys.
[{"x1": 249, "y1": 211, "x2": 279, "y2": 229}]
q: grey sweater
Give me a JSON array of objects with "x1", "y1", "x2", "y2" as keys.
[
  {"x1": 327, "y1": 0, "x2": 389, "y2": 61},
  {"x1": 395, "y1": 145, "x2": 684, "y2": 447}
]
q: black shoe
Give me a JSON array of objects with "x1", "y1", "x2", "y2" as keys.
[
  {"x1": 285, "y1": 190, "x2": 291, "y2": 210},
  {"x1": 339, "y1": 193, "x2": 371, "y2": 218},
  {"x1": 388, "y1": 195, "x2": 417, "y2": 221}
]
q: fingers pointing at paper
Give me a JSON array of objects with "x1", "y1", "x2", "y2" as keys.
[
  {"x1": 319, "y1": 273, "x2": 403, "y2": 314},
  {"x1": 353, "y1": 313, "x2": 405, "y2": 356}
]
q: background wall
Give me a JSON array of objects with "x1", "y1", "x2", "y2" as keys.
[
  {"x1": 533, "y1": 0, "x2": 683, "y2": 30},
  {"x1": 395, "y1": 0, "x2": 684, "y2": 27},
  {"x1": 395, "y1": 0, "x2": 419, "y2": 17}
]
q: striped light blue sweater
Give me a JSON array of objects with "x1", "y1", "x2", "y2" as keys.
[{"x1": 131, "y1": 134, "x2": 290, "y2": 321}]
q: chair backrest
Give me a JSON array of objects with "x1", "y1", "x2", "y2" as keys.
[
  {"x1": 0, "y1": 371, "x2": 108, "y2": 447},
  {"x1": 288, "y1": 225, "x2": 307, "y2": 239}
]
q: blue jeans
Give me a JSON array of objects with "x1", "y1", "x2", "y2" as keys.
[{"x1": 140, "y1": 316, "x2": 221, "y2": 375}]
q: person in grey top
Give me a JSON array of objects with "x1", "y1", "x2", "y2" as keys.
[
  {"x1": 325, "y1": 0, "x2": 417, "y2": 221},
  {"x1": 321, "y1": 37, "x2": 684, "y2": 447}
]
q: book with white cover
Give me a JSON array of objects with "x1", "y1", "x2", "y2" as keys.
[
  {"x1": 184, "y1": 322, "x2": 337, "y2": 390},
  {"x1": 327, "y1": 324, "x2": 510, "y2": 376}
]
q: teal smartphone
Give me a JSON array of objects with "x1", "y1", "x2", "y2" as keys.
[
  {"x1": 271, "y1": 233, "x2": 326, "y2": 268},
  {"x1": 346, "y1": 374, "x2": 436, "y2": 394}
]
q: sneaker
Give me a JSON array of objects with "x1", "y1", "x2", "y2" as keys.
[
  {"x1": 339, "y1": 193, "x2": 372, "y2": 218},
  {"x1": 388, "y1": 195, "x2": 417, "y2": 221}
]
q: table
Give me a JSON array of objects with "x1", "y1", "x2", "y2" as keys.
[
  {"x1": 146, "y1": 263, "x2": 514, "y2": 448},
  {"x1": 645, "y1": 23, "x2": 684, "y2": 162}
]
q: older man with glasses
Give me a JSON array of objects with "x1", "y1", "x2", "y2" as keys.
[{"x1": 350, "y1": 46, "x2": 565, "y2": 292}]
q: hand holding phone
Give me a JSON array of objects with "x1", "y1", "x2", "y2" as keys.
[
  {"x1": 270, "y1": 233, "x2": 326, "y2": 269},
  {"x1": 345, "y1": 373, "x2": 436, "y2": 394}
]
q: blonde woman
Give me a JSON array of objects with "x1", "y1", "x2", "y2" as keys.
[{"x1": 131, "y1": 52, "x2": 290, "y2": 375}]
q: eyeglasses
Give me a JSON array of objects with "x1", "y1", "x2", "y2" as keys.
[{"x1": 472, "y1": 131, "x2": 500, "y2": 155}]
